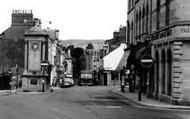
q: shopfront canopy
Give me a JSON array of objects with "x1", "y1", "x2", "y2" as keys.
[{"x1": 103, "y1": 44, "x2": 130, "y2": 71}]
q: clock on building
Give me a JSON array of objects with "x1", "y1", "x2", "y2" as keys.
[{"x1": 31, "y1": 42, "x2": 39, "y2": 52}]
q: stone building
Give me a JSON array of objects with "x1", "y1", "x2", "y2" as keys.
[
  {"x1": 127, "y1": 0, "x2": 190, "y2": 105},
  {"x1": 0, "y1": 10, "x2": 34, "y2": 89},
  {"x1": 106, "y1": 26, "x2": 126, "y2": 52},
  {"x1": 46, "y1": 29, "x2": 59, "y2": 86},
  {"x1": 22, "y1": 20, "x2": 59, "y2": 91}
]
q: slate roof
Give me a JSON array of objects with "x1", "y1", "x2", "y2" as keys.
[{"x1": 4, "y1": 25, "x2": 32, "y2": 39}]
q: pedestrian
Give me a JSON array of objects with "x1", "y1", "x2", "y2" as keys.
[
  {"x1": 120, "y1": 66, "x2": 126, "y2": 92},
  {"x1": 49, "y1": 85, "x2": 54, "y2": 93},
  {"x1": 121, "y1": 75, "x2": 125, "y2": 92},
  {"x1": 18, "y1": 80, "x2": 22, "y2": 92}
]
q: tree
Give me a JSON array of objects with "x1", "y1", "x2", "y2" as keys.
[
  {"x1": 86, "y1": 43, "x2": 94, "y2": 49},
  {"x1": 66, "y1": 45, "x2": 74, "y2": 55},
  {"x1": 71, "y1": 47, "x2": 84, "y2": 59},
  {"x1": 70, "y1": 47, "x2": 84, "y2": 84}
]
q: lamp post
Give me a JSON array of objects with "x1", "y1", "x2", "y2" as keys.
[
  {"x1": 41, "y1": 60, "x2": 49, "y2": 92},
  {"x1": 138, "y1": 34, "x2": 153, "y2": 101}
]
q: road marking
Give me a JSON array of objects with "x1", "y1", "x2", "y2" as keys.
[{"x1": 105, "y1": 106, "x2": 122, "y2": 109}]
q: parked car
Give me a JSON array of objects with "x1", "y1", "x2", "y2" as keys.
[{"x1": 60, "y1": 75, "x2": 74, "y2": 88}]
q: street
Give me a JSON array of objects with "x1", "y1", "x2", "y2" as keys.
[{"x1": 0, "y1": 86, "x2": 189, "y2": 119}]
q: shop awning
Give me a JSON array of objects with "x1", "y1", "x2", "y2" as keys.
[{"x1": 103, "y1": 44, "x2": 130, "y2": 71}]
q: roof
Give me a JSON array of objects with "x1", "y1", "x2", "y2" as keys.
[
  {"x1": 45, "y1": 29, "x2": 59, "y2": 40},
  {"x1": 4, "y1": 25, "x2": 32, "y2": 39},
  {"x1": 103, "y1": 43, "x2": 129, "y2": 71},
  {"x1": 0, "y1": 24, "x2": 33, "y2": 73},
  {"x1": 24, "y1": 26, "x2": 48, "y2": 36}
]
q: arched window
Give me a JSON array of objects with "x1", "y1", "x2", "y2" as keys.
[
  {"x1": 132, "y1": 0, "x2": 134, "y2": 6},
  {"x1": 156, "y1": 0, "x2": 160, "y2": 29},
  {"x1": 167, "y1": 49, "x2": 172, "y2": 96},
  {"x1": 128, "y1": 0, "x2": 131, "y2": 9},
  {"x1": 155, "y1": 51, "x2": 160, "y2": 98},
  {"x1": 146, "y1": 3, "x2": 149, "y2": 32},
  {"x1": 166, "y1": 0, "x2": 170, "y2": 25},
  {"x1": 161, "y1": 50, "x2": 166, "y2": 94},
  {"x1": 139, "y1": 9, "x2": 142, "y2": 36},
  {"x1": 128, "y1": 21, "x2": 131, "y2": 44},
  {"x1": 142, "y1": 6, "x2": 145, "y2": 33},
  {"x1": 136, "y1": 12, "x2": 139, "y2": 39},
  {"x1": 131, "y1": 22, "x2": 134, "y2": 43}
]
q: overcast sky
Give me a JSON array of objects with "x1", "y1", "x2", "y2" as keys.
[{"x1": 0, "y1": 0, "x2": 127, "y2": 40}]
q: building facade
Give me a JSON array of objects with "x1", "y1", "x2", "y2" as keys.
[
  {"x1": 46, "y1": 29, "x2": 59, "y2": 85},
  {"x1": 22, "y1": 20, "x2": 60, "y2": 91},
  {"x1": 127, "y1": 0, "x2": 190, "y2": 105},
  {"x1": 0, "y1": 10, "x2": 34, "y2": 90},
  {"x1": 106, "y1": 26, "x2": 126, "y2": 52}
]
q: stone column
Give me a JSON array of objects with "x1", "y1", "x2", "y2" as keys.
[
  {"x1": 24, "y1": 41, "x2": 28, "y2": 72},
  {"x1": 172, "y1": 42, "x2": 183, "y2": 100},
  {"x1": 42, "y1": 41, "x2": 45, "y2": 61}
]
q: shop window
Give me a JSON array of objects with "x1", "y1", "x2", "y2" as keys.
[{"x1": 30, "y1": 78, "x2": 37, "y2": 85}]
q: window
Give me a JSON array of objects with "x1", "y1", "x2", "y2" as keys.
[
  {"x1": 142, "y1": 6, "x2": 145, "y2": 33},
  {"x1": 139, "y1": 9, "x2": 142, "y2": 35},
  {"x1": 166, "y1": 0, "x2": 170, "y2": 25},
  {"x1": 146, "y1": 4, "x2": 149, "y2": 32},
  {"x1": 167, "y1": 49, "x2": 172, "y2": 96},
  {"x1": 136, "y1": 12, "x2": 138, "y2": 40},
  {"x1": 161, "y1": 50, "x2": 166, "y2": 94},
  {"x1": 127, "y1": 21, "x2": 131, "y2": 44},
  {"x1": 156, "y1": 0, "x2": 161, "y2": 30},
  {"x1": 128, "y1": 0, "x2": 131, "y2": 9},
  {"x1": 131, "y1": 22, "x2": 134, "y2": 43},
  {"x1": 31, "y1": 78, "x2": 37, "y2": 85}
]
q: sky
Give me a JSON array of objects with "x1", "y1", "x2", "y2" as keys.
[{"x1": 0, "y1": 0, "x2": 127, "y2": 40}]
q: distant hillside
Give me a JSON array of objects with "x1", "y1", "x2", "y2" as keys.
[{"x1": 60, "y1": 39, "x2": 106, "y2": 50}]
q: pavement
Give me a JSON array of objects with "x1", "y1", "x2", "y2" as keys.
[
  {"x1": 110, "y1": 85, "x2": 190, "y2": 110},
  {"x1": 0, "y1": 87, "x2": 60, "y2": 96}
]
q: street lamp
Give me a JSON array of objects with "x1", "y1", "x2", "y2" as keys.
[{"x1": 41, "y1": 60, "x2": 49, "y2": 92}]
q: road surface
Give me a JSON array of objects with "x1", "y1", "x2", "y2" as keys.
[{"x1": 0, "y1": 86, "x2": 189, "y2": 119}]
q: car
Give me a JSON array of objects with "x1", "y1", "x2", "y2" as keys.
[{"x1": 60, "y1": 77, "x2": 74, "y2": 88}]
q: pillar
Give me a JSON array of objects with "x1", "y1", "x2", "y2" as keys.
[
  {"x1": 172, "y1": 42, "x2": 183, "y2": 100},
  {"x1": 24, "y1": 41, "x2": 28, "y2": 71}
]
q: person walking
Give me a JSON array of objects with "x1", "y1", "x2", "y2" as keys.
[
  {"x1": 120, "y1": 67, "x2": 126, "y2": 92},
  {"x1": 18, "y1": 80, "x2": 22, "y2": 92}
]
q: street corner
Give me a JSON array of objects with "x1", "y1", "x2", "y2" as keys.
[
  {"x1": 109, "y1": 86, "x2": 162, "y2": 109},
  {"x1": 110, "y1": 87, "x2": 190, "y2": 111}
]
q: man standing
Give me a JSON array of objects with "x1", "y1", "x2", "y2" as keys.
[{"x1": 120, "y1": 67, "x2": 126, "y2": 92}]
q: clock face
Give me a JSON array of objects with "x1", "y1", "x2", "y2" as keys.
[{"x1": 31, "y1": 42, "x2": 39, "y2": 52}]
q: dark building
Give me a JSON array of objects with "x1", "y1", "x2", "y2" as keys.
[
  {"x1": 0, "y1": 10, "x2": 34, "y2": 89},
  {"x1": 106, "y1": 26, "x2": 126, "y2": 52}
]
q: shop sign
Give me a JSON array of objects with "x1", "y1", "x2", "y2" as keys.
[{"x1": 175, "y1": 25, "x2": 190, "y2": 37}]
